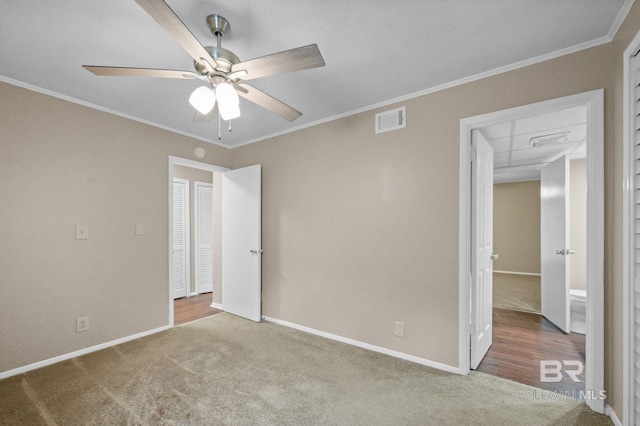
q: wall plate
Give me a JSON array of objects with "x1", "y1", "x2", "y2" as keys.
[{"x1": 194, "y1": 147, "x2": 206, "y2": 159}]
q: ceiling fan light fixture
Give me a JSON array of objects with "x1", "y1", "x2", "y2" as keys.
[
  {"x1": 189, "y1": 86, "x2": 216, "y2": 114},
  {"x1": 216, "y1": 82, "x2": 240, "y2": 120}
]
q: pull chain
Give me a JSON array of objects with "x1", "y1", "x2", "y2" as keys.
[{"x1": 217, "y1": 109, "x2": 221, "y2": 140}]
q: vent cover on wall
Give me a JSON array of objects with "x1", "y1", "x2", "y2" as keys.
[{"x1": 375, "y1": 106, "x2": 406, "y2": 134}]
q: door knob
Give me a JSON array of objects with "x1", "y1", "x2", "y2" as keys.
[
  {"x1": 490, "y1": 254, "x2": 499, "y2": 261},
  {"x1": 555, "y1": 249, "x2": 575, "y2": 255},
  {"x1": 250, "y1": 249, "x2": 263, "y2": 255}
]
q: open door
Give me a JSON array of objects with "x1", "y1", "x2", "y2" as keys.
[
  {"x1": 470, "y1": 130, "x2": 494, "y2": 369},
  {"x1": 222, "y1": 165, "x2": 262, "y2": 322},
  {"x1": 541, "y1": 155, "x2": 571, "y2": 333}
]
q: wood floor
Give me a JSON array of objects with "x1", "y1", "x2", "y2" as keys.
[
  {"x1": 174, "y1": 292, "x2": 222, "y2": 326},
  {"x1": 476, "y1": 308, "x2": 586, "y2": 398}
]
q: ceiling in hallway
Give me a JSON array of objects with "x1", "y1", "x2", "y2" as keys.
[{"x1": 481, "y1": 106, "x2": 587, "y2": 182}]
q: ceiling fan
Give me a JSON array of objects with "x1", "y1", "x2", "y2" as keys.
[{"x1": 83, "y1": 0, "x2": 325, "y2": 128}]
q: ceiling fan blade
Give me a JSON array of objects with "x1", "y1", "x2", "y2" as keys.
[
  {"x1": 83, "y1": 65, "x2": 202, "y2": 79},
  {"x1": 235, "y1": 83, "x2": 302, "y2": 122},
  {"x1": 135, "y1": 0, "x2": 217, "y2": 72},
  {"x1": 231, "y1": 44, "x2": 325, "y2": 81}
]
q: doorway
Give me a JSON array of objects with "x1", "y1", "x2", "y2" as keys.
[
  {"x1": 459, "y1": 89, "x2": 605, "y2": 413},
  {"x1": 168, "y1": 156, "x2": 229, "y2": 326},
  {"x1": 168, "y1": 156, "x2": 263, "y2": 326}
]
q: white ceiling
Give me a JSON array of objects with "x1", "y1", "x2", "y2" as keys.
[
  {"x1": 0, "y1": 0, "x2": 631, "y2": 148},
  {"x1": 481, "y1": 106, "x2": 587, "y2": 182}
]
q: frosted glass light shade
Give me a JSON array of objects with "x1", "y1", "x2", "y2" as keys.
[
  {"x1": 189, "y1": 86, "x2": 216, "y2": 114},
  {"x1": 216, "y1": 82, "x2": 240, "y2": 120}
]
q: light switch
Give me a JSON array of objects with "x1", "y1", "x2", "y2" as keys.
[
  {"x1": 75, "y1": 225, "x2": 89, "y2": 240},
  {"x1": 135, "y1": 223, "x2": 145, "y2": 236}
]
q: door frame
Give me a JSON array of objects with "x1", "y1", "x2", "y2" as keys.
[
  {"x1": 458, "y1": 89, "x2": 604, "y2": 413},
  {"x1": 168, "y1": 156, "x2": 228, "y2": 327},
  {"x1": 622, "y1": 29, "x2": 640, "y2": 426}
]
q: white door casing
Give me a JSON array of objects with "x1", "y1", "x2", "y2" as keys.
[
  {"x1": 470, "y1": 130, "x2": 494, "y2": 369},
  {"x1": 195, "y1": 182, "x2": 214, "y2": 294},
  {"x1": 541, "y1": 155, "x2": 571, "y2": 333},
  {"x1": 222, "y1": 164, "x2": 262, "y2": 322},
  {"x1": 623, "y1": 35, "x2": 640, "y2": 426},
  {"x1": 171, "y1": 178, "x2": 190, "y2": 300},
  {"x1": 459, "y1": 90, "x2": 603, "y2": 413}
]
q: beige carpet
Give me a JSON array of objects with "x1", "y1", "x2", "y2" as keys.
[
  {"x1": 493, "y1": 272, "x2": 541, "y2": 313},
  {"x1": 0, "y1": 313, "x2": 610, "y2": 425}
]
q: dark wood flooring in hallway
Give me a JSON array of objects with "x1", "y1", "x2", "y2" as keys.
[
  {"x1": 174, "y1": 292, "x2": 222, "y2": 326},
  {"x1": 475, "y1": 308, "x2": 586, "y2": 398}
]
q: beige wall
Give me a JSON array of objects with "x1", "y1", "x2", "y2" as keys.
[
  {"x1": 493, "y1": 180, "x2": 541, "y2": 274},
  {"x1": 570, "y1": 158, "x2": 587, "y2": 291},
  {"x1": 212, "y1": 172, "x2": 223, "y2": 305},
  {"x1": 232, "y1": 40, "x2": 612, "y2": 368},
  {"x1": 231, "y1": 3, "x2": 640, "y2": 416},
  {"x1": 3, "y1": 1, "x2": 640, "y2": 418},
  {"x1": 0, "y1": 82, "x2": 230, "y2": 373}
]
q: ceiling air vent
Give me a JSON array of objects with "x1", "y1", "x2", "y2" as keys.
[{"x1": 375, "y1": 106, "x2": 406, "y2": 134}]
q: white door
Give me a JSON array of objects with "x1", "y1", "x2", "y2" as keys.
[
  {"x1": 195, "y1": 182, "x2": 214, "y2": 294},
  {"x1": 171, "y1": 178, "x2": 190, "y2": 299},
  {"x1": 470, "y1": 130, "x2": 494, "y2": 369},
  {"x1": 222, "y1": 165, "x2": 262, "y2": 322},
  {"x1": 541, "y1": 155, "x2": 571, "y2": 333}
]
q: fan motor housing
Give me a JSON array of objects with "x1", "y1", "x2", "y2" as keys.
[{"x1": 194, "y1": 46, "x2": 240, "y2": 75}]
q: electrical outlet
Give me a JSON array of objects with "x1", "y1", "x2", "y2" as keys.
[
  {"x1": 394, "y1": 321, "x2": 405, "y2": 338},
  {"x1": 76, "y1": 316, "x2": 89, "y2": 333}
]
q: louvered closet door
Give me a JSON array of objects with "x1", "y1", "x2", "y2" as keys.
[
  {"x1": 632, "y1": 53, "x2": 640, "y2": 426},
  {"x1": 172, "y1": 179, "x2": 189, "y2": 299},
  {"x1": 196, "y1": 182, "x2": 214, "y2": 294}
]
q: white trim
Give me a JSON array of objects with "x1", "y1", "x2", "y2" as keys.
[
  {"x1": 585, "y1": 88, "x2": 606, "y2": 416},
  {"x1": 607, "y1": 0, "x2": 636, "y2": 41},
  {"x1": 459, "y1": 89, "x2": 605, "y2": 413},
  {"x1": 210, "y1": 302, "x2": 224, "y2": 310},
  {"x1": 0, "y1": 325, "x2": 170, "y2": 380},
  {"x1": 168, "y1": 156, "x2": 229, "y2": 327},
  {"x1": 0, "y1": 76, "x2": 229, "y2": 149},
  {"x1": 170, "y1": 156, "x2": 229, "y2": 174},
  {"x1": 605, "y1": 404, "x2": 623, "y2": 426},
  {"x1": 622, "y1": 28, "x2": 640, "y2": 426},
  {"x1": 231, "y1": 36, "x2": 625, "y2": 149},
  {"x1": 262, "y1": 316, "x2": 464, "y2": 375},
  {"x1": 493, "y1": 270, "x2": 541, "y2": 277},
  {"x1": 1, "y1": 0, "x2": 633, "y2": 151}
]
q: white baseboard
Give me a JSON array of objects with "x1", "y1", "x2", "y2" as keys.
[
  {"x1": 604, "y1": 405, "x2": 622, "y2": 426},
  {"x1": 210, "y1": 302, "x2": 223, "y2": 310},
  {"x1": 0, "y1": 325, "x2": 171, "y2": 380},
  {"x1": 493, "y1": 270, "x2": 541, "y2": 277},
  {"x1": 262, "y1": 315, "x2": 463, "y2": 375}
]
